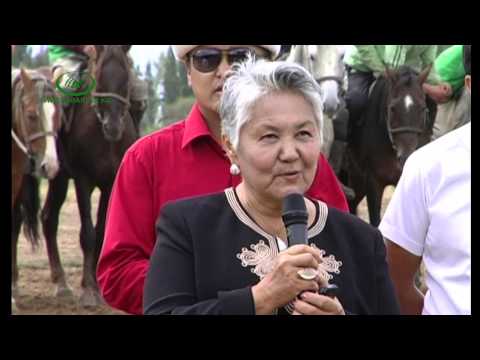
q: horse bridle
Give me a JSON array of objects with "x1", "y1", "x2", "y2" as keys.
[
  {"x1": 386, "y1": 98, "x2": 429, "y2": 151},
  {"x1": 316, "y1": 75, "x2": 344, "y2": 86},
  {"x1": 12, "y1": 80, "x2": 57, "y2": 162},
  {"x1": 89, "y1": 47, "x2": 131, "y2": 123},
  {"x1": 316, "y1": 75, "x2": 346, "y2": 99}
]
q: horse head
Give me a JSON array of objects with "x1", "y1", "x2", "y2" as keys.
[
  {"x1": 384, "y1": 64, "x2": 432, "y2": 167},
  {"x1": 92, "y1": 45, "x2": 132, "y2": 142},
  {"x1": 13, "y1": 68, "x2": 59, "y2": 179},
  {"x1": 311, "y1": 45, "x2": 346, "y2": 117}
]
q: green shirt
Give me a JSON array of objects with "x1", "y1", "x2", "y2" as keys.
[
  {"x1": 47, "y1": 45, "x2": 78, "y2": 64},
  {"x1": 344, "y1": 45, "x2": 439, "y2": 84},
  {"x1": 433, "y1": 45, "x2": 465, "y2": 94}
]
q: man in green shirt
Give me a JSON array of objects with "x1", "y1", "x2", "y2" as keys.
[
  {"x1": 335, "y1": 46, "x2": 453, "y2": 173},
  {"x1": 48, "y1": 45, "x2": 147, "y2": 133},
  {"x1": 430, "y1": 45, "x2": 471, "y2": 140},
  {"x1": 343, "y1": 45, "x2": 445, "y2": 127}
]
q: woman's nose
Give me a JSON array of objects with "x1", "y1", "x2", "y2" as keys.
[{"x1": 279, "y1": 140, "x2": 300, "y2": 161}]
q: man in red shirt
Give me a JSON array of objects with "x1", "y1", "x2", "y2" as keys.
[{"x1": 97, "y1": 45, "x2": 349, "y2": 314}]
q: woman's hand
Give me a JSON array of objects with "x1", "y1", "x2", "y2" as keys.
[
  {"x1": 292, "y1": 291, "x2": 345, "y2": 315},
  {"x1": 251, "y1": 244, "x2": 323, "y2": 315}
]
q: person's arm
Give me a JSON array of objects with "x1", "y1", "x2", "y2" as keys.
[
  {"x1": 421, "y1": 45, "x2": 440, "y2": 85},
  {"x1": 385, "y1": 239, "x2": 424, "y2": 315},
  {"x1": 97, "y1": 146, "x2": 156, "y2": 315},
  {"x1": 378, "y1": 151, "x2": 429, "y2": 315},
  {"x1": 306, "y1": 154, "x2": 349, "y2": 212},
  {"x1": 355, "y1": 45, "x2": 387, "y2": 75},
  {"x1": 373, "y1": 232, "x2": 401, "y2": 314},
  {"x1": 143, "y1": 202, "x2": 256, "y2": 315}
]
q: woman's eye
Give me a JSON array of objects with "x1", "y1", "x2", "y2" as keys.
[
  {"x1": 260, "y1": 134, "x2": 277, "y2": 141},
  {"x1": 297, "y1": 131, "x2": 312, "y2": 138}
]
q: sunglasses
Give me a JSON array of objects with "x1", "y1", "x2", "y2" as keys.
[{"x1": 190, "y1": 47, "x2": 266, "y2": 73}]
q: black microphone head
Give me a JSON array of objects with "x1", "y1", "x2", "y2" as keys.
[{"x1": 282, "y1": 193, "x2": 308, "y2": 227}]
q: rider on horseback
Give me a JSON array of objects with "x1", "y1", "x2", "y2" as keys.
[
  {"x1": 48, "y1": 45, "x2": 147, "y2": 133},
  {"x1": 338, "y1": 46, "x2": 449, "y2": 177}
]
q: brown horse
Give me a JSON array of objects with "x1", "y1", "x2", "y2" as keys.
[
  {"x1": 341, "y1": 65, "x2": 436, "y2": 226},
  {"x1": 11, "y1": 67, "x2": 61, "y2": 309},
  {"x1": 33, "y1": 45, "x2": 138, "y2": 307}
]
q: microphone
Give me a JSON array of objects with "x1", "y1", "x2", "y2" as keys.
[
  {"x1": 282, "y1": 193, "x2": 339, "y2": 298},
  {"x1": 282, "y1": 193, "x2": 316, "y2": 281},
  {"x1": 282, "y1": 193, "x2": 308, "y2": 246}
]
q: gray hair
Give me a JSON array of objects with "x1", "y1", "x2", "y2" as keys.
[{"x1": 219, "y1": 57, "x2": 324, "y2": 150}]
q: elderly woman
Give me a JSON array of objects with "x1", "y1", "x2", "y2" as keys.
[{"x1": 143, "y1": 58, "x2": 400, "y2": 315}]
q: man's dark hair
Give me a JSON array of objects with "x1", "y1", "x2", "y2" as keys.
[{"x1": 463, "y1": 45, "x2": 471, "y2": 75}]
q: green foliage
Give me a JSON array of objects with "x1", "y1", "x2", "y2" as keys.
[
  {"x1": 163, "y1": 46, "x2": 180, "y2": 104},
  {"x1": 158, "y1": 95, "x2": 196, "y2": 128},
  {"x1": 12, "y1": 45, "x2": 33, "y2": 68},
  {"x1": 144, "y1": 46, "x2": 195, "y2": 134},
  {"x1": 12, "y1": 45, "x2": 49, "y2": 68}
]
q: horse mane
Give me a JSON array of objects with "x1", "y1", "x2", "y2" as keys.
[
  {"x1": 395, "y1": 65, "x2": 420, "y2": 89},
  {"x1": 94, "y1": 45, "x2": 129, "y2": 85}
]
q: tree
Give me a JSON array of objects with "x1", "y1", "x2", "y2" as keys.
[
  {"x1": 141, "y1": 61, "x2": 162, "y2": 134},
  {"x1": 12, "y1": 45, "x2": 33, "y2": 68},
  {"x1": 163, "y1": 46, "x2": 180, "y2": 104},
  {"x1": 30, "y1": 47, "x2": 49, "y2": 68},
  {"x1": 178, "y1": 61, "x2": 193, "y2": 97}
]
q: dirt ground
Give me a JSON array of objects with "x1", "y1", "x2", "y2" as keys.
[
  {"x1": 11, "y1": 181, "x2": 396, "y2": 315},
  {"x1": 12, "y1": 181, "x2": 126, "y2": 315}
]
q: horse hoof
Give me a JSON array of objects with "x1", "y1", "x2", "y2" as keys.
[
  {"x1": 79, "y1": 289, "x2": 101, "y2": 308},
  {"x1": 55, "y1": 284, "x2": 74, "y2": 299}
]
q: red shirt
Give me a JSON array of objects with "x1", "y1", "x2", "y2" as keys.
[{"x1": 97, "y1": 103, "x2": 349, "y2": 314}]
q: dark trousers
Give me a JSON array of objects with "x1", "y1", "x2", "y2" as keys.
[{"x1": 345, "y1": 68, "x2": 375, "y2": 128}]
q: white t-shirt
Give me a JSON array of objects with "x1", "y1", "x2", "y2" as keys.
[{"x1": 379, "y1": 123, "x2": 471, "y2": 315}]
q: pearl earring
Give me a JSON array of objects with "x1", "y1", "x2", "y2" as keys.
[{"x1": 230, "y1": 164, "x2": 240, "y2": 176}]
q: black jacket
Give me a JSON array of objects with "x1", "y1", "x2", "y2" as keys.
[{"x1": 144, "y1": 188, "x2": 400, "y2": 315}]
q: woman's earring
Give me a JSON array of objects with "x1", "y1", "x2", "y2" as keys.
[{"x1": 230, "y1": 164, "x2": 241, "y2": 176}]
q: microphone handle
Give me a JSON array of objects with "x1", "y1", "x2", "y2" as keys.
[{"x1": 286, "y1": 223, "x2": 308, "y2": 247}]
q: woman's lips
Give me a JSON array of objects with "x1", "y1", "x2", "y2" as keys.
[{"x1": 278, "y1": 171, "x2": 301, "y2": 180}]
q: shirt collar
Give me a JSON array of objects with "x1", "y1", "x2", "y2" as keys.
[{"x1": 181, "y1": 102, "x2": 215, "y2": 149}]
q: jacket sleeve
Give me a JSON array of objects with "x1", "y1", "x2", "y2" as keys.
[
  {"x1": 306, "y1": 154, "x2": 349, "y2": 213},
  {"x1": 143, "y1": 202, "x2": 256, "y2": 315},
  {"x1": 373, "y1": 230, "x2": 401, "y2": 314},
  {"x1": 355, "y1": 46, "x2": 387, "y2": 75},
  {"x1": 421, "y1": 45, "x2": 440, "y2": 84},
  {"x1": 97, "y1": 146, "x2": 156, "y2": 315}
]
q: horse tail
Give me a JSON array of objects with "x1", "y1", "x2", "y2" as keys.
[{"x1": 20, "y1": 174, "x2": 41, "y2": 252}]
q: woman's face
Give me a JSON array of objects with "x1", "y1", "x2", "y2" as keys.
[
  {"x1": 230, "y1": 91, "x2": 322, "y2": 204},
  {"x1": 186, "y1": 45, "x2": 269, "y2": 115}
]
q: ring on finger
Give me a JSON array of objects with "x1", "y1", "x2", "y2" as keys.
[{"x1": 297, "y1": 268, "x2": 318, "y2": 281}]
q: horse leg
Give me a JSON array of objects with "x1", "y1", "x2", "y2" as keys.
[
  {"x1": 91, "y1": 187, "x2": 112, "y2": 304},
  {"x1": 41, "y1": 170, "x2": 73, "y2": 298},
  {"x1": 366, "y1": 175, "x2": 384, "y2": 227},
  {"x1": 73, "y1": 177, "x2": 100, "y2": 307},
  {"x1": 12, "y1": 197, "x2": 23, "y2": 300}
]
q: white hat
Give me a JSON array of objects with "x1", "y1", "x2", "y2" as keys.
[{"x1": 172, "y1": 45, "x2": 281, "y2": 61}]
